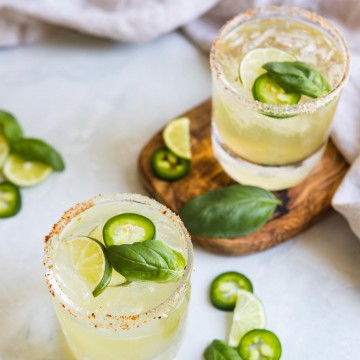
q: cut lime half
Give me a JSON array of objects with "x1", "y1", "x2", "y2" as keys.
[
  {"x1": 240, "y1": 48, "x2": 295, "y2": 90},
  {"x1": 62, "y1": 236, "x2": 111, "y2": 297},
  {"x1": 163, "y1": 117, "x2": 191, "y2": 160},
  {"x1": 0, "y1": 134, "x2": 10, "y2": 168},
  {"x1": 3, "y1": 154, "x2": 52, "y2": 187},
  {"x1": 228, "y1": 290, "x2": 266, "y2": 347}
]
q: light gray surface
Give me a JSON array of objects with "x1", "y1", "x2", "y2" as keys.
[{"x1": 0, "y1": 30, "x2": 359, "y2": 360}]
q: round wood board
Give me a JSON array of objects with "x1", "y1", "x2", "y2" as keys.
[{"x1": 138, "y1": 100, "x2": 349, "y2": 256}]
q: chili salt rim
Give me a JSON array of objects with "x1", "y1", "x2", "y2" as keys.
[
  {"x1": 43, "y1": 193, "x2": 193, "y2": 331},
  {"x1": 210, "y1": 6, "x2": 351, "y2": 117}
]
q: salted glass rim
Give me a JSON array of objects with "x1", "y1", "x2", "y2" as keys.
[
  {"x1": 43, "y1": 193, "x2": 193, "y2": 331},
  {"x1": 210, "y1": 5, "x2": 351, "y2": 116}
]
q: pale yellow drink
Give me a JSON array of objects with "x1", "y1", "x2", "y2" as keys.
[
  {"x1": 44, "y1": 194, "x2": 193, "y2": 360},
  {"x1": 210, "y1": 7, "x2": 350, "y2": 190}
]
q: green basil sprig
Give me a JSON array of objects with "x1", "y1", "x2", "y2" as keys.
[
  {"x1": 12, "y1": 138, "x2": 65, "y2": 171},
  {"x1": 0, "y1": 110, "x2": 23, "y2": 142},
  {"x1": 106, "y1": 240, "x2": 186, "y2": 283},
  {"x1": 263, "y1": 61, "x2": 331, "y2": 98},
  {"x1": 204, "y1": 340, "x2": 243, "y2": 360},
  {"x1": 178, "y1": 185, "x2": 280, "y2": 238}
]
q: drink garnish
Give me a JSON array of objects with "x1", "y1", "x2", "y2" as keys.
[
  {"x1": 253, "y1": 74, "x2": 301, "y2": 105},
  {"x1": 151, "y1": 147, "x2": 190, "y2": 181},
  {"x1": 71, "y1": 215, "x2": 186, "y2": 297},
  {"x1": 239, "y1": 48, "x2": 296, "y2": 90},
  {"x1": 204, "y1": 272, "x2": 283, "y2": 359},
  {"x1": 3, "y1": 154, "x2": 52, "y2": 187},
  {"x1": 0, "y1": 110, "x2": 23, "y2": 143},
  {"x1": 210, "y1": 272, "x2": 253, "y2": 311},
  {"x1": 62, "y1": 236, "x2": 112, "y2": 297},
  {"x1": 179, "y1": 185, "x2": 281, "y2": 238},
  {"x1": 0, "y1": 110, "x2": 65, "y2": 217},
  {"x1": 163, "y1": 117, "x2": 192, "y2": 160},
  {"x1": 12, "y1": 138, "x2": 65, "y2": 171},
  {"x1": 263, "y1": 61, "x2": 331, "y2": 99},
  {"x1": 228, "y1": 290, "x2": 266, "y2": 347},
  {"x1": 0, "y1": 182, "x2": 21, "y2": 218},
  {"x1": 204, "y1": 339, "x2": 242, "y2": 360},
  {"x1": 103, "y1": 213, "x2": 156, "y2": 246},
  {"x1": 239, "y1": 329, "x2": 282, "y2": 360},
  {"x1": 106, "y1": 240, "x2": 186, "y2": 283}
]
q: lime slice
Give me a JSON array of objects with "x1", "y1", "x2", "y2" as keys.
[
  {"x1": 163, "y1": 117, "x2": 191, "y2": 160},
  {"x1": 3, "y1": 154, "x2": 52, "y2": 187},
  {"x1": 228, "y1": 290, "x2": 267, "y2": 347},
  {"x1": 88, "y1": 225, "x2": 102, "y2": 240},
  {"x1": 0, "y1": 134, "x2": 10, "y2": 168},
  {"x1": 62, "y1": 236, "x2": 111, "y2": 297},
  {"x1": 240, "y1": 48, "x2": 295, "y2": 90}
]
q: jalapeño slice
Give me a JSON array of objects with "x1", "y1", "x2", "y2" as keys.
[
  {"x1": 210, "y1": 271, "x2": 253, "y2": 311},
  {"x1": 239, "y1": 329, "x2": 282, "y2": 360},
  {"x1": 253, "y1": 74, "x2": 300, "y2": 105},
  {"x1": 151, "y1": 147, "x2": 190, "y2": 181},
  {"x1": 103, "y1": 213, "x2": 156, "y2": 247},
  {"x1": 0, "y1": 182, "x2": 21, "y2": 218}
]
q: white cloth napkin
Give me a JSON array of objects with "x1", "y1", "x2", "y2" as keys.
[
  {"x1": 1, "y1": 0, "x2": 360, "y2": 239},
  {"x1": 0, "y1": 0, "x2": 219, "y2": 46}
]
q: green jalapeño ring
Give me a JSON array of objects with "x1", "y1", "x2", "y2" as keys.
[
  {"x1": 210, "y1": 6, "x2": 350, "y2": 190},
  {"x1": 44, "y1": 193, "x2": 193, "y2": 360}
]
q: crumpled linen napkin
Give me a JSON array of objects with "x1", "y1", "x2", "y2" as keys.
[
  {"x1": 0, "y1": 0, "x2": 219, "y2": 46},
  {"x1": 1, "y1": 0, "x2": 360, "y2": 240}
]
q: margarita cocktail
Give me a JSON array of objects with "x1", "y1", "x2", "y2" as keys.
[
  {"x1": 44, "y1": 193, "x2": 193, "y2": 360},
  {"x1": 211, "y1": 6, "x2": 350, "y2": 190}
]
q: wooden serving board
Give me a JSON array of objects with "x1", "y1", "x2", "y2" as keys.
[{"x1": 138, "y1": 100, "x2": 349, "y2": 256}]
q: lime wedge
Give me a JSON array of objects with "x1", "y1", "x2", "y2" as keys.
[
  {"x1": 0, "y1": 134, "x2": 10, "y2": 168},
  {"x1": 62, "y1": 236, "x2": 112, "y2": 297},
  {"x1": 228, "y1": 290, "x2": 267, "y2": 347},
  {"x1": 240, "y1": 48, "x2": 295, "y2": 90},
  {"x1": 3, "y1": 154, "x2": 52, "y2": 187},
  {"x1": 163, "y1": 117, "x2": 191, "y2": 160}
]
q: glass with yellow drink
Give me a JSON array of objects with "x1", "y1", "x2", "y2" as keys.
[
  {"x1": 210, "y1": 6, "x2": 350, "y2": 190},
  {"x1": 44, "y1": 193, "x2": 193, "y2": 360}
]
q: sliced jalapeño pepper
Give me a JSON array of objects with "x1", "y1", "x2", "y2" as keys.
[
  {"x1": 239, "y1": 329, "x2": 282, "y2": 360},
  {"x1": 210, "y1": 271, "x2": 253, "y2": 311},
  {"x1": 253, "y1": 73, "x2": 300, "y2": 105},
  {"x1": 103, "y1": 213, "x2": 156, "y2": 246},
  {"x1": 0, "y1": 182, "x2": 21, "y2": 218},
  {"x1": 151, "y1": 147, "x2": 190, "y2": 181}
]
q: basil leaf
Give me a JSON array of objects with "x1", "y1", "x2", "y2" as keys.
[
  {"x1": 106, "y1": 240, "x2": 186, "y2": 283},
  {"x1": 263, "y1": 61, "x2": 331, "y2": 98},
  {"x1": 0, "y1": 110, "x2": 23, "y2": 142},
  {"x1": 178, "y1": 185, "x2": 280, "y2": 238},
  {"x1": 12, "y1": 138, "x2": 65, "y2": 171},
  {"x1": 204, "y1": 340, "x2": 243, "y2": 360}
]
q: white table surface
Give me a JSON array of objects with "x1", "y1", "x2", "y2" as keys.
[{"x1": 0, "y1": 29, "x2": 360, "y2": 360}]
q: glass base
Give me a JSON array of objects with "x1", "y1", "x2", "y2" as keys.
[{"x1": 211, "y1": 125, "x2": 326, "y2": 191}]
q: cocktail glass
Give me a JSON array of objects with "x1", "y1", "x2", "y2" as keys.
[
  {"x1": 44, "y1": 193, "x2": 193, "y2": 360},
  {"x1": 210, "y1": 6, "x2": 350, "y2": 190}
]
